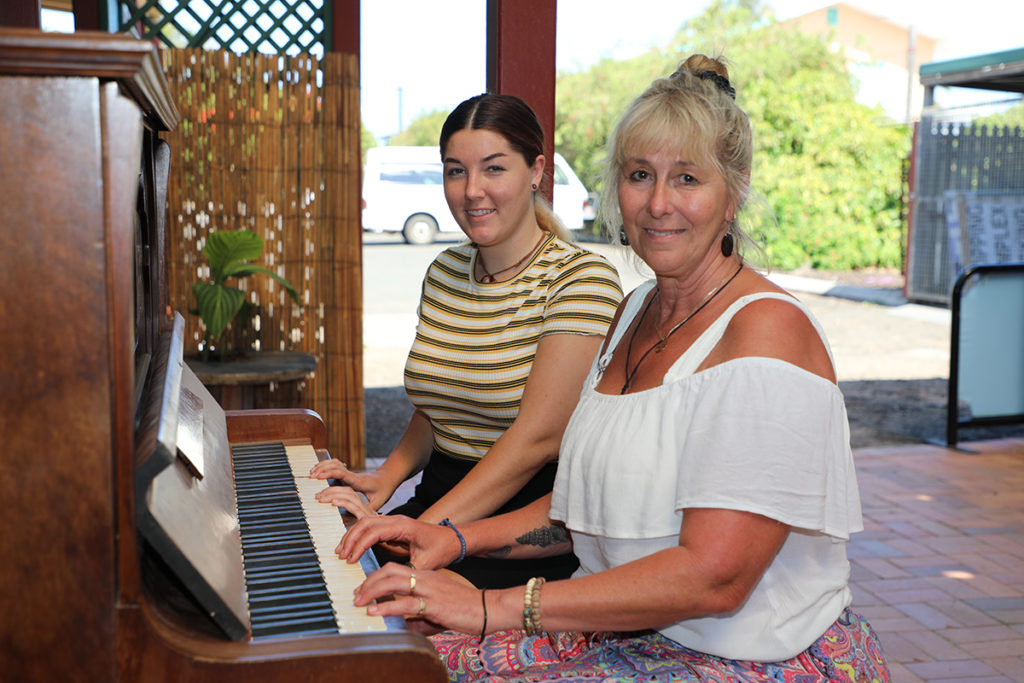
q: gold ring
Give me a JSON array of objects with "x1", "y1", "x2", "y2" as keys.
[
  {"x1": 409, "y1": 573, "x2": 417, "y2": 596},
  {"x1": 416, "y1": 597, "x2": 426, "y2": 617}
]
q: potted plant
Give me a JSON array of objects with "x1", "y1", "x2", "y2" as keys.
[{"x1": 192, "y1": 229, "x2": 300, "y2": 361}]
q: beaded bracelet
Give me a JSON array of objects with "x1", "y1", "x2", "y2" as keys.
[
  {"x1": 439, "y1": 518, "x2": 466, "y2": 564},
  {"x1": 523, "y1": 576, "x2": 546, "y2": 636}
]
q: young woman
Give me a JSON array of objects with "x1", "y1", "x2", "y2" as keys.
[{"x1": 311, "y1": 94, "x2": 623, "y2": 589}]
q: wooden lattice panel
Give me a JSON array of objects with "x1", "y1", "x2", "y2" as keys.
[
  {"x1": 116, "y1": 0, "x2": 327, "y2": 56},
  {"x1": 160, "y1": 48, "x2": 365, "y2": 468}
]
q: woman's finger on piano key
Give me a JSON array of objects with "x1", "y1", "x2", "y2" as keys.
[
  {"x1": 337, "y1": 514, "x2": 422, "y2": 562},
  {"x1": 309, "y1": 458, "x2": 348, "y2": 479},
  {"x1": 356, "y1": 563, "x2": 431, "y2": 615},
  {"x1": 314, "y1": 485, "x2": 376, "y2": 518},
  {"x1": 359, "y1": 567, "x2": 485, "y2": 634},
  {"x1": 353, "y1": 561, "x2": 412, "y2": 605}
]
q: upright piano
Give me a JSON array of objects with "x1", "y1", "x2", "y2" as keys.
[{"x1": 0, "y1": 29, "x2": 446, "y2": 682}]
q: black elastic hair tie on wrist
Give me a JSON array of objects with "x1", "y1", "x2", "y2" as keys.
[{"x1": 480, "y1": 589, "x2": 488, "y2": 642}]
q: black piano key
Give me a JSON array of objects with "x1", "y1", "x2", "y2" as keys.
[
  {"x1": 251, "y1": 603, "x2": 336, "y2": 621},
  {"x1": 246, "y1": 589, "x2": 329, "y2": 610},
  {"x1": 244, "y1": 553, "x2": 321, "y2": 571},
  {"x1": 233, "y1": 441, "x2": 345, "y2": 640},
  {"x1": 240, "y1": 524, "x2": 308, "y2": 538},
  {"x1": 241, "y1": 538, "x2": 316, "y2": 555},
  {"x1": 236, "y1": 502, "x2": 305, "y2": 517},
  {"x1": 241, "y1": 541, "x2": 312, "y2": 557},
  {"x1": 237, "y1": 524, "x2": 305, "y2": 540},
  {"x1": 249, "y1": 591, "x2": 334, "y2": 611},
  {"x1": 244, "y1": 556, "x2": 323, "y2": 576},
  {"x1": 240, "y1": 568, "x2": 326, "y2": 589},
  {"x1": 235, "y1": 475, "x2": 295, "y2": 488},
  {"x1": 245, "y1": 579, "x2": 328, "y2": 598},
  {"x1": 252, "y1": 616, "x2": 339, "y2": 639},
  {"x1": 247, "y1": 588, "x2": 330, "y2": 609}
]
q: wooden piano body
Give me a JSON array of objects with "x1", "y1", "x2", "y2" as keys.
[{"x1": 0, "y1": 28, "x2": 446, "y2": 682}]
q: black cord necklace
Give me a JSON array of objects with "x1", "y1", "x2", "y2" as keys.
[
  {"x1": 620, "y1": 264, "x2": 743, "y2": 394},
  {"x1": 478, "y1": 232, "x2": 547, "y2": 283}
]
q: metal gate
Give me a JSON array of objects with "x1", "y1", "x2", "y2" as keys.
[{"x1": 907, "y1": 114, "x2": 1024, "y2": 304}]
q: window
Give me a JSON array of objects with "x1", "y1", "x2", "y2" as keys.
[{"x1": 379, "y1": 164, "x2": 443, "y2": 185}]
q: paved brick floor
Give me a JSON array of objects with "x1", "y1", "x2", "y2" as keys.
[
  {"x1": 374, "y1": 437, "x2": 1024, "y2": 681},
  {"x1": 850, "y1": 438, "x2": 1024, "y2": 682}
]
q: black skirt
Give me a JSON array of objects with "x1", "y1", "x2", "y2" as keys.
[{"x1": 380, "y1": 449, "x2": 579, "y2": 589}]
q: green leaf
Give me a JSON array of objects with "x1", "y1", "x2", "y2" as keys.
[
  {"x1": 226, "y1": 263, "x2": 301, "y2": 304},
  {"x1": 191, "y1": 229, "x2": 303, "y2": 355},
  {"x1": 192, "y1": 281, "x2": 246, "y2": 343},
  {"x1": 203, "y1": 230, "x2": 264, "y2": 283}
]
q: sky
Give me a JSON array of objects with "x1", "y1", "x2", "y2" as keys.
[
  {"x1": 40, "y1": 0, "x2": 1024, "y2": 138},
  {"x1": 361, "y1": 0, "x2": 1024, "y2": 140}
]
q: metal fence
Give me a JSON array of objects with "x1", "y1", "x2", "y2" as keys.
[{"x1": 907, "y1": 101, "x2": 1024, "y2": 304}]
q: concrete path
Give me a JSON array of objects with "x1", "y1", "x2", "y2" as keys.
[{"x1": 363, "y1": 238, "x2": 952, "y2": 387}]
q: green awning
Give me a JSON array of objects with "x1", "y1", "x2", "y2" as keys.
[{"x1": 920, "y1": 47, "x2": 1024, "y2": 93}]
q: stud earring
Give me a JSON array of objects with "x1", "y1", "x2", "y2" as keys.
[
  {"x1": 721, "y1": 232, "x2": 734, "y2": 257},
  {"x1": 619, "y1": 227, "x2": 629, "y2": 246},
  {"x1": 531, "y1": 183, "x2": 538, "y2": 191}
]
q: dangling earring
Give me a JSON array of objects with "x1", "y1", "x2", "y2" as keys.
[
  {"x1": 721, "y1": 231, "x2": 734, "y2": 257},
  {"x1": 619, "y1": 227, "x2": 629, "y2": 246}
]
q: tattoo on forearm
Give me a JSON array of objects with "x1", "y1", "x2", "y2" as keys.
[
  {"x1": 516, "y1": 525, "x2": 569, "y2": 548},
  {"x1": 485, "y1": 545, "x2": 512, "y2": 559}
]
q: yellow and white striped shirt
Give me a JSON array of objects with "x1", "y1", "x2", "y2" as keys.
[{"x1": 404, "y1": 235, "x2": 623, "y2": 462}]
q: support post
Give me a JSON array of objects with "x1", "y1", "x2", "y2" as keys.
[
  {"x1": 486, "y1": 0, "x2": 556, "y2": 204},
  {"x1": 0, "y1": 0, "x2": 41, "y2": 28}
]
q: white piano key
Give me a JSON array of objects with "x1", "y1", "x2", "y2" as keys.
[{"x1": 284, "y1": 444, "x2": 388, "y2": 633}]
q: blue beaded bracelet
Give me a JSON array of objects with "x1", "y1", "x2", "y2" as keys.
[{"x1": 439, "y1": 518, "x2": 467, "y2": 564}]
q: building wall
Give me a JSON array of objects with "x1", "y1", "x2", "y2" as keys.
[{"x1": 782, "y1": 3, "x2": 936, "y2": 122}]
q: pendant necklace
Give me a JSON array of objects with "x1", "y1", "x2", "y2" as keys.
[
  {"x1": 620, "y1": 264, "x2": 743, "y2": 394},
  {"x1": 478, "y1": 233, "x2": 547, "y2": 283}
]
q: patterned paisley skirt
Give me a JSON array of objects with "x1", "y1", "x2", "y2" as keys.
[{"x1": 429, "y1": 608, "x2": 889, "y2": 682}]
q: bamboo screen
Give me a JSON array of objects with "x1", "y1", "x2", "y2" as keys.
[{"x1": 160, "y1": 48, "x2": 366, "y2": 468}]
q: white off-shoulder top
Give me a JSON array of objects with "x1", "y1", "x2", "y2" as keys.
[{"x1": 550, "y1": 281, "x2": 863, "y2": 662}]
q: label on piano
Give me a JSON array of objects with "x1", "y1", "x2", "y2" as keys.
[{"x1": 176, "y1": 386, "x2": 205, "y2": 479}]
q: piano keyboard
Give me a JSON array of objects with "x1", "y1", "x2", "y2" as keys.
[{"x1": 233, "y1": 442, "x2": 387, "y2": 639}]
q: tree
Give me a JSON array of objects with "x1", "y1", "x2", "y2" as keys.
[
  {"x1": 389, "y1": 108, "x2": 450, "y2": 147},
  {"x1": 974, "y1": 100, "x2": 1024, "y2": 130},
  {"x1": 553, "y1": 0, "x2": 910, "y2": 270},
  {"x1": 555, "y1": 53, "x2": 678, "y2": 198},
  {"x1": 361, "y1": 121, "x2": 377, "y2": 164},
  {"x1": 725, "y1": 8, "x2": 910, "y2": 270}
]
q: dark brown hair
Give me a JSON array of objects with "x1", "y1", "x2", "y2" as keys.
[
  {"x1": 439, "y1": 94, "x2": 568, "y2": 239},
  {"x1": 439, "y1": 94, "x2": 544, "y2": 169}
]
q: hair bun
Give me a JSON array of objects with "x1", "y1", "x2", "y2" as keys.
[{"x1": 696, "y1": 70, "x2": 736, "y2": 99}]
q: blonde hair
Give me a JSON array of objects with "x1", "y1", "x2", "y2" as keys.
[
  {"x1": 533, "y1": 194, "x2": 570, "y2": 242},
  {"x1": 599, "y1": 54, "x2": 757, "y2": 257}
]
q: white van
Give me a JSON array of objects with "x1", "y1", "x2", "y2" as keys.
[{"x1": 362, "y1": 146, "x2": 594, "y2": 244}]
